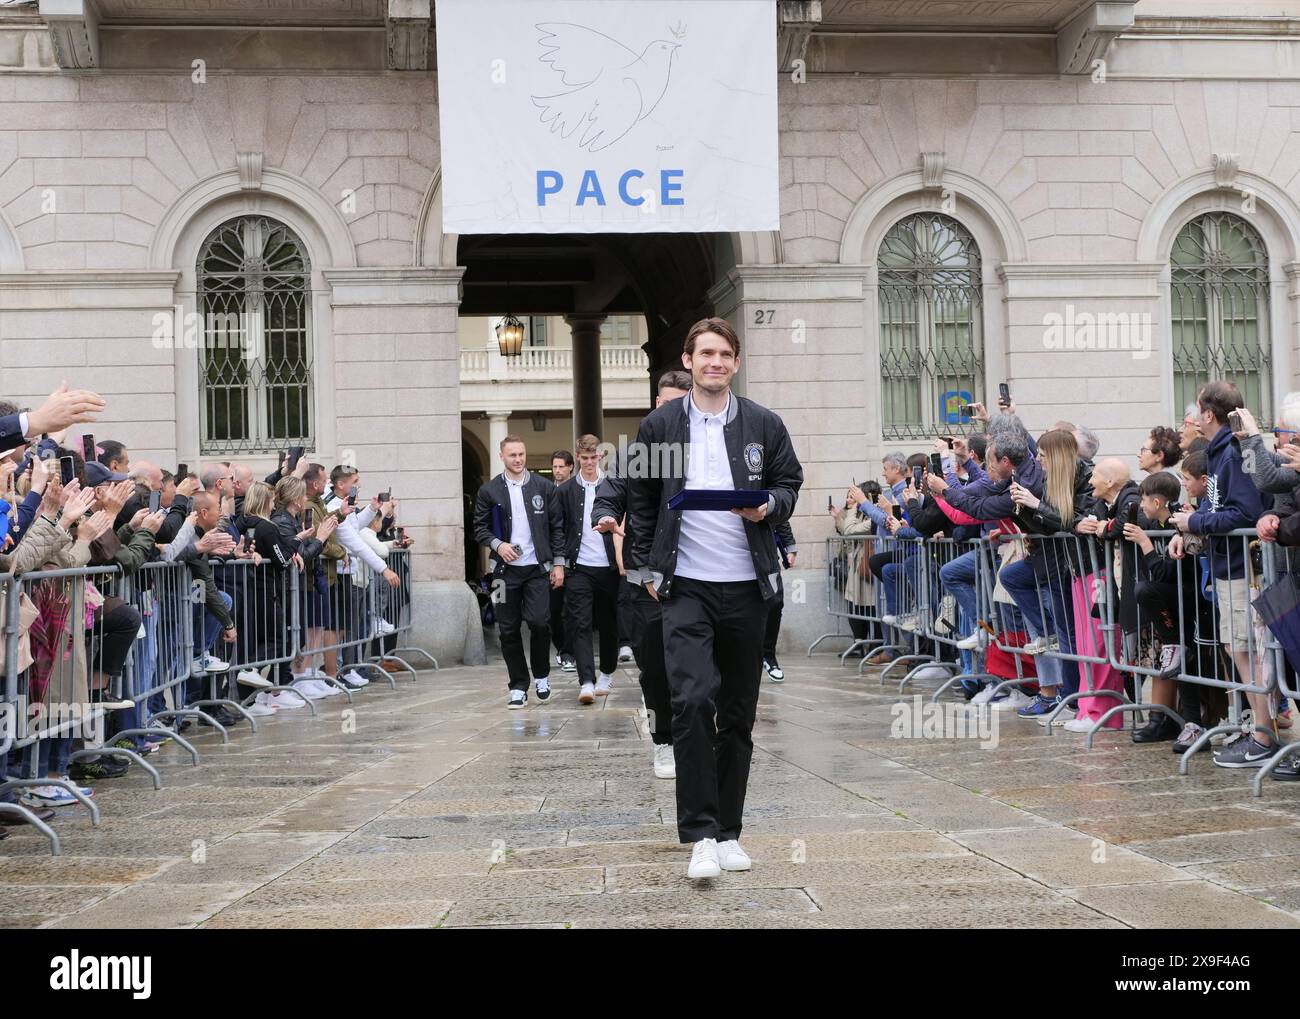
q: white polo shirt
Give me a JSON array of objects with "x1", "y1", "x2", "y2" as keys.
[
  {"x1": 575, "y1": 472, "x2": 610, "y2": 567},
  {"x1": 675, "y1": 392, "x2": 756, "y2": 583},
  {"x1": 505, "y1": 470, "x2": 538, "y2": 566}
]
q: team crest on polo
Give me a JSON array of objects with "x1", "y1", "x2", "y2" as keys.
[
  {"x1": 531, "y1": 494, "x2": 545, "y2": 512},
  {"x1": 744, "y1": 443, "x2": 764, "y2": 473}
]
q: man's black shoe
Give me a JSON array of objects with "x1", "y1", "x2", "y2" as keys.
[
  {"x1": 199, "y1": 707, "x2": 242, "y2": 727},
  {"x1": 71, "y1": 755, "x2": 129, "y2": 781},
  {"x1": 1132, "y1": 714, "x2": 1181, "y2": 744},
  {"x1": 0, "y1": 806, "x2": 55, "y2": 825}
]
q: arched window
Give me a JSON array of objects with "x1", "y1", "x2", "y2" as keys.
[
  {"x1": 877, "y1": 213, "x2": 984, "y2": 440},
  {"x1": 1171, "y1": 212, "x2": 1271, "y2": 423},
  {"x1": 198, "y1": 216, "x2": 313, "y2": 454}
]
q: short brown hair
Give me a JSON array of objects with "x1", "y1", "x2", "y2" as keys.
[
  {"x1": 683, "y1": 317, "x2": 739, "y2": 358},
  {"x1": 575, "y1": 434, "x2": 600, "y2": 454},
  {"x1": 1197, "y1": 380, "x2": 1243, "y2": 426},
  {"x1": 500, "y1": 434, "x2": 525, "y2": 450},
  {"x1": 657, "y1": 369, "x2": 693, "y2": 394}
]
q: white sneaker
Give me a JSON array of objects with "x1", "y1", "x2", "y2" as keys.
[
  {"x1": 236, "y1": 668, "x2": 272, "y2": 689},
  {"x1": 374, "y1": 617, "x2": 396, "y2": 636},
  {"x1": 578, "y1": 682, "x2": 595, "y2": 704},
  {"x1": 595, "y1": 673, "x2": 614, "y2": 696},
  {"x1": 508, "y1": 689, "x2": 527, "y2": 709},
  {"x1": 895, "y1": 614, "x2": 920, "y2": 632},
  {"x1": 1037, "y1": 704, "x2": 1071, "y2": 726},
  {"x1": 535, "y1": 676, "x2": 551, "y2": 701},
  {"x1": 1023, "y1": 636, "x2": 1059, "y2": 656},
  {"x1": 970, "y1": 684, "x2": 999, "y2": 706},
  {"x1": 192, "y1": 654, "x2": 231, "y2": 674},
  {"x1": 1063, "y1": 717, "x2": 1093, "y2": 733},
  {"x1": 881, "y1": 613, "x2": 901, "y2": 626},
  {"x1": 316, "y1": 679, "x2": 345, "y2": 697},
  {"x1": 911, "y1": 665, "x2": 952, "y2": 682},
  {"x1": 717, "y1": 839, "x2": 752, "y2": 872},
  {"x1": 653, "y1": 744, "x2": 676, "y2": 779},
  {"x1": 340, "y1": 669, "x2": 369, "y2": 688},
  {"x1": 687, "y1": 837, "x2": 721, "y2": 880},
  {"x1": 244, "y1": 703, "x2": 277, "y2": 717},
  {"x1": 991, "y1": 689, "x2": 1033, "y2": 711},
  {"x1": 955, "y1": 632, "x2": 983, "y2": 651},
  {"x1": 270, "y1": 690, "x2": 308, "y2": 709},
  {"x1": 618, "y1": 645, "x2": 634, "y2": 663},
  {"x1": 290, "y1": 679, "x2": 331, "y2": 700}
]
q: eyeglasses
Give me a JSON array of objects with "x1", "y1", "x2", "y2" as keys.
[{"x1": 1273, "y1": 428, "x2": 1298, "y2": 439}]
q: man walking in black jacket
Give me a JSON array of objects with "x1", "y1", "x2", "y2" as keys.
[
  {"x1": 593, "y1": 370, "x2": 693, "y2": 781},
  {"x1": 621, "y1": 317, "x2": 803, "y2": 880},
  {"x1": 559, "y1": 434, "x2": 620, "y2": 705},
  {"x1": 472, "y1": 435, "x2": 565, "y2": 708}
]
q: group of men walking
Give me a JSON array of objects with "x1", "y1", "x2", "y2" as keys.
[{"x1": 472, "y1": 317, "x2": 804, "y2": 881}]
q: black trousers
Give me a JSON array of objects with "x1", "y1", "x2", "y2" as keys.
[
  {"x1": 564, "y1": 565, "x2": 620, "y2": 684},
  {"x1": 762, "y1": 575, "x2": 784, "y2": 664},
  {"x1": 627, "y1": 582, "x2": 672, "y2": 746},
  {"x1": 550, "y1": 585, "x2": 569, "y2": 658},
  {"x1": 618, "y1": 581, "x2": 635, "y2": 648},
  {"x1": 661, "y1": 576, "x2": 766, "y2": 844},
  {"x1": 497, "y1": 565, "x2": 552, "y2": 690}
]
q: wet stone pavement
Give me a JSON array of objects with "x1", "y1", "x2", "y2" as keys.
[{"x1": 3, "y1": 655, "x2": 1300, "y2": 929}]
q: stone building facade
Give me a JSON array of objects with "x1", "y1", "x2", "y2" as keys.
[{"x1": 1, "y1": 0, "x2": 1299, "y2": 658}]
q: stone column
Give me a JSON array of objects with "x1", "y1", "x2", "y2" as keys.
[
  {"x1": 565, "y1": 313, "x2": 606, "y2": 441},
  {"x1": 487, "y1": 412, "x2": 510, "y2": 464},
  {"x1": 323, "y1": 265, "x2": 485, "y2": 666}
]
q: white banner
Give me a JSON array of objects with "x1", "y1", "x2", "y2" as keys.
[{"x1": 434, "y1": 0, "x2": 778, "y2": 234}]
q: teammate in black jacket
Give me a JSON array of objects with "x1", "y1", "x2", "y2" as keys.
[
  {"x1": 472, "y1": 435, "x2": 565, "y2": 707},
  {"x1": 618, "y1": 317, "x2": 803, "y2": 881}
]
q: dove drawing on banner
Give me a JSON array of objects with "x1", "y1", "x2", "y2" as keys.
[{"x1": 531, "y1": 22, "x2": 682, "y2": 152}]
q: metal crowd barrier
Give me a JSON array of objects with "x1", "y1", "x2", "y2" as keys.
[
  {"x1": 816, "y1": 522, "x2": 1298, "y2": 798},
  {"x1": 811, "y1": 533, "x2": 884, "y2": 662},
  {"x1": 1, "y1": 543, "x2": 435, "y2": 855}
]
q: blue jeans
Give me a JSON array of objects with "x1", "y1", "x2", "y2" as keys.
[
  {"x1": 21, "y1": 737, "x2": 71, "y2": 780},
  {"x1": 999, "y1": 558, "x2": 1076, "y2": 692},
  {"x1": 196, "y1": 592, "x2": 233, "y2": 655},
  {"x1": 941, "y1": 549, "x2": 980, "y2": 673}
]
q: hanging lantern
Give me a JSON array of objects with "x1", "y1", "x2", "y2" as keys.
[{"x1": 495, "y1": 314, "x2": 525, "y2": 356}]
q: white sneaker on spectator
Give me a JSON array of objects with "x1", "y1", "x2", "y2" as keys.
[
  {"x1": 595, "y1": 673, "x2": 614, "y2": 696},
  {"x1": 1063, "y1": 717, "x2": 1093, "y2": 733},
  {"x1": 245, "y1": 703, "x2": 277, "y2": 717},
  {"x1": 1023, "y1": 636, "x2": 1059, "y2": 655},
  {"x1": 271, "y1": 690, "x2": 307, "y2": 709},
  {"x1": 970, "y1": 684, "x2": 999, "y2": 706},
  {"x1": 955, "y1": 632, "x2": 983, "y2": 651},
  {"x1": 315, "y1": 679, "x2": 345, "y2": 697},
  {"x1": 653, "y1": 744, "x2": 676, "y2": 779},
  {"x1": 911, "y1": 665, "x2": 952, "y2": 682},
  {"x1": 236, "y1": 668, "x2": 272, "y2": 689},
  {"x1": 687, "y1": 838, "x2": 721, "y2": 880},
  {"x1": 717, "y1": 839, "x2": 752, "y2": 872},
  {"x1": 881, "y1": 613, "x2": 902, "y2": 626},
  {"x1": 340, "y1": 669, "x2": 369, "y2": 688},
  {"x1": 374, "y1": 617, "x2": 396, "y2": 636},
  {"x1": 618, "y1": 645, "x2": 634, "y2": 663},
  {"x1": 991, "y1": 689, "x2": 1033, "y2": 711},
  {"x1": 290, "y1": 679, "x2": 331, "y2": 700},
  {"x1": 21, "y1": 785, "x2": 78, "y2": 807},
  {"x1": 192, "y1": 654, "x2": 230, "y2": 674},
  {"x1": 894, "y1": 614, "x2": 920, "y2": 632}
]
